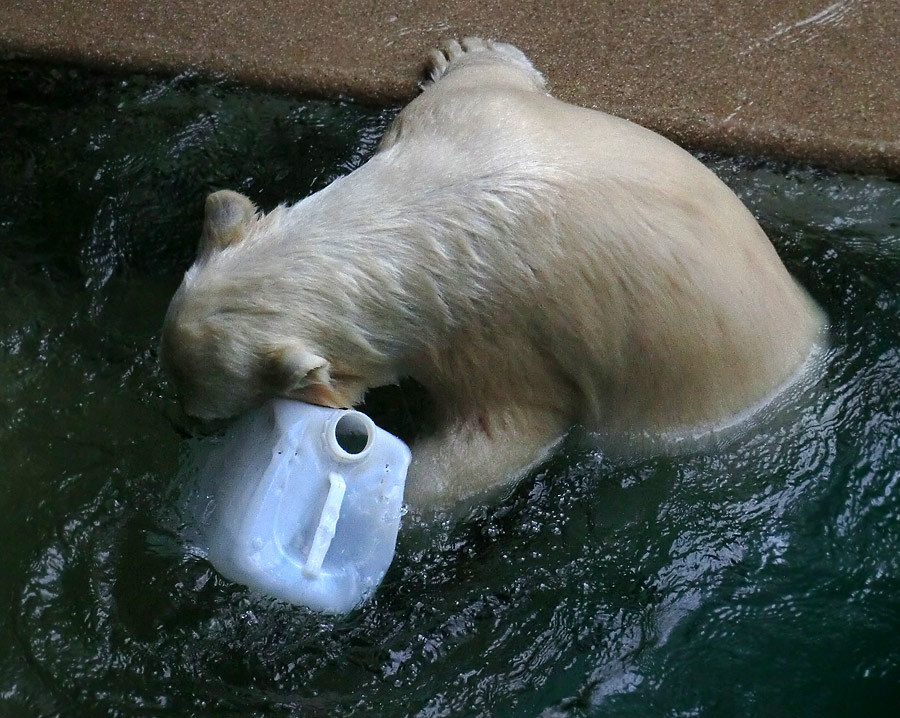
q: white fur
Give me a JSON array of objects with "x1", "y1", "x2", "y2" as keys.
[{"x1": 161, "y1": 39, "x2": 825, "y2": 508}]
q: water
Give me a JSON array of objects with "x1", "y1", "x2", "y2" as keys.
[{"x1": 1, "y1": 60, "x2": 899, "y2": 717}]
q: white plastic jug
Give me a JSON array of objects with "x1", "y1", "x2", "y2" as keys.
[{"x1": 188, "y1": 399, "x2": 411, "y2": 613}]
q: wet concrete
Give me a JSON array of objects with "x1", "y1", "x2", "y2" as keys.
[{"x1": 1, "y1": 0, "x2": 897, "y2": 175}]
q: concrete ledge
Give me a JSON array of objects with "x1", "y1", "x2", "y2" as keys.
[{"x1": 2, "y1": 0, "x2": 897, "y2": 176}]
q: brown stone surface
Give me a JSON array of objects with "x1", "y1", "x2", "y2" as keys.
[{"x1": 1, "y1": 0, "x2": 897, "y2": 175}]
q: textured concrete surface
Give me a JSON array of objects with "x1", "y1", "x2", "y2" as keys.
[{"x1": 1, "y1": 0, "x2": 897, "y2": 175}]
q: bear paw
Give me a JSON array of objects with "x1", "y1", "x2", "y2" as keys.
[{"x1": 421, "y1": 37, "x2": 545, "y2": 90}]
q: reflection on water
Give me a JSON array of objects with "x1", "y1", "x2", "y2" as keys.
[{"x1": 1, "y1": 62, "x2": 899, "y2": 716}]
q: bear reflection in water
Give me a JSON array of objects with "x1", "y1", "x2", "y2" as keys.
[{"x1": 160, "y1": 38, "x2": 824, "y2": 509}]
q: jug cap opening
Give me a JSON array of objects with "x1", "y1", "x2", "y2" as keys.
[{"x1": 325, "y1": 410, "x2": 375, "y2": 462}]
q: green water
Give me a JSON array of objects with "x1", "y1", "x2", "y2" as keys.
[{"x1": 1, "y1": 61, "x2": 899, "y2": 717}]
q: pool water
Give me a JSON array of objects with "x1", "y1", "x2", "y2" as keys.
[{"x1": 1, "y1": 62, "x2": 899, "y2": 717}]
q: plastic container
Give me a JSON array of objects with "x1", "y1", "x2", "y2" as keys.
[{"x1": 189, "y1": 399, "x2": 411, "y2": 613}]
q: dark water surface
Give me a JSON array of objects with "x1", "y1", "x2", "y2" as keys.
[{"x1": 1, "y1": 62, "x2": 899, "y2": 717}]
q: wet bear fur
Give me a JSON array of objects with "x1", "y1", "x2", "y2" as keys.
[{"x1": 160, "y1": 38, "x2": 824, "y2": 508}]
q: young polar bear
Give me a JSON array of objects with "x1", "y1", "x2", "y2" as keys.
[{"x1": 161, "y1": 38, "x2": 824, "y2": 508}]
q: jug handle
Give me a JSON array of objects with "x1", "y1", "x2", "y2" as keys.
[{"x1": 303, "y1": 471, "x2": 347, "y2": 579}]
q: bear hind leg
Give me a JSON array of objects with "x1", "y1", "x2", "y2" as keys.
[{"x1": 422, "y1": 37, "x2": 546, "y2": 91}]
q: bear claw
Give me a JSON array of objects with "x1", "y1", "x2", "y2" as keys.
[
  {"x1": 424, "y1": 38, "x2": 474, "y2": 86},
  {"x1": 422, "y1": 37, "x2": 545, "y2": 90}
]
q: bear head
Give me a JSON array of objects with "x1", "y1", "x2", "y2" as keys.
[{"x1": 160, "y1": 190, "x2": 368, "y2": 420}]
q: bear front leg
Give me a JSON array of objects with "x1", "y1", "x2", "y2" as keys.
[{"x1": 402, "y1": 404, "x2": 569, "y2": 509}]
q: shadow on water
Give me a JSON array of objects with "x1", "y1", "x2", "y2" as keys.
[{"x1": 1, "y1": 61, "x2": 899, "y2": 717}]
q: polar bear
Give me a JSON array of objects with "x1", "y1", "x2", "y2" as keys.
[{"x1": 160, "y1": 38, "x2": 824, "y2": 508}]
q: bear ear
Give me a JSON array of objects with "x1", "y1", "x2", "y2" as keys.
[
  {"x1": 200, "y1": 190, "x2": 257, "y2": 252},
  {"x1": 265, "y1": 344, "x2": 362, "y2": 409},
  {"x1": 265, "y1": 344, "x2": 343, "y2": 408}
]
